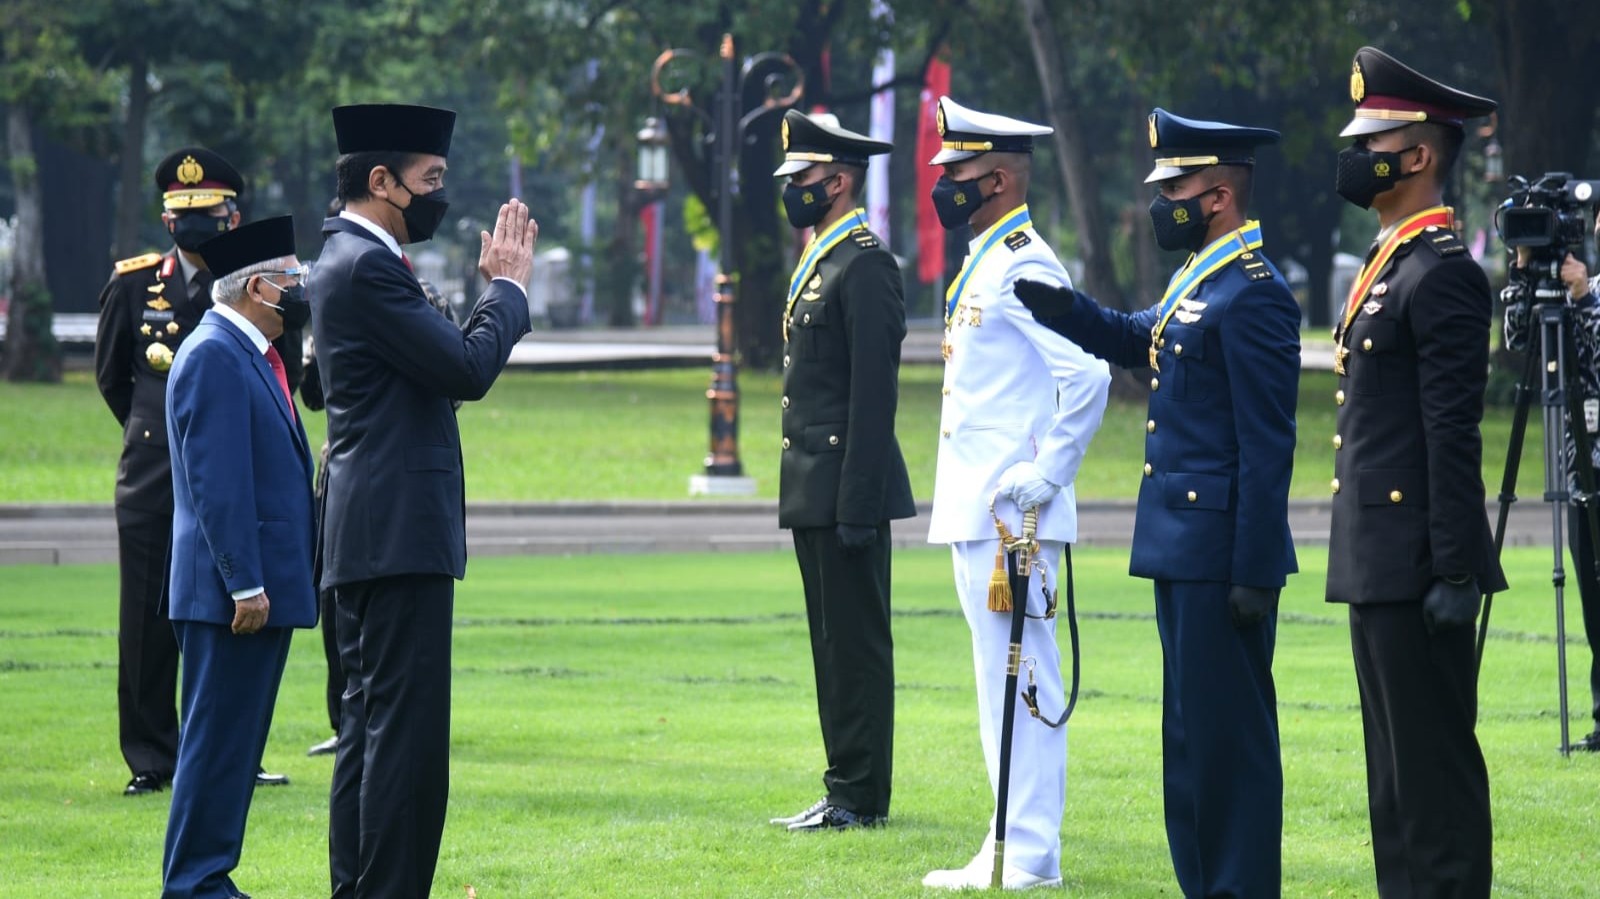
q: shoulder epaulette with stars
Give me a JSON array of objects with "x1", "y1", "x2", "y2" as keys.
[
  {"x1": 1238, "y1": 252, "x2": 1275, "y2": 282},
  {"x1": 114, "y1": 252, "x2": 163, "y2": 275},
  {"x1": 1419, "y1": 226, "x2": 1467, "y2": 257},
  {"x1": 852, "y1": 232, "x2": 880, "y2": 249},
  {"x1": 1004, "y1": 231, "x2": 1032, "y2": 251}
]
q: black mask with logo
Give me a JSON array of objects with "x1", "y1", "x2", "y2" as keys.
[
  {"x1": 782, "y1": 175, "x2": 839, "y2": 229},
  {"x1": 172, "y1": 212, "x2": 231, "y2": 252},
  {"x1": 1335, "y1": 144, "x2": 1418, "y2": 210},
  {"x1": 930, "y1": 173, "x2": 995, "y2": 230},
  {"x1": 386, "y1": 177, "x2": 450, "y2": 243},
  {"x1": 1148, "y1": 186, "x2": 1220, "y2": 253}
]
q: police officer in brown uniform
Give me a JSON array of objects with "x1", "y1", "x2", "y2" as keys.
[
  {"x1": 95, "y1": 147, "x2": 293, "y2": 796},
  {"x1": 1327, "y1": 47, "x2": 1506, "y2": 897},
  {"x1": 767, "y1": 110, "x2": 916, "y2": 832}
]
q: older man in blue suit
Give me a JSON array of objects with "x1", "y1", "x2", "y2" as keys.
[
  {"x1": 1014, "y1": 110, "x2": 1301, "y2": 898},
  {"x1": 162, "y1": 216, "x2": 317, "y2": 899}
]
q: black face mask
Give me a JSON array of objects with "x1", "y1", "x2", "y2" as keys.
[
  {"x1": 931, "y1": 173, "x2": 994, "y2": 230},
  {"x1": 258, "y1": 279, "x2": 311, "y2": 331},
  {"x1": 387, "y1": 178, "x2": 450, "y2": 243},
  {"x1": 782, "y1": 175, "x2": 838, "y2": 229},
  {"x1": 1335, "y1": 144, "x2": 1418, "y2": 210},
  {"x1": 172, "y1": 212, "x2": 231, "y2": 252},
  {"x1": 1148, "y1": 187, "x2": 1220, "y2": 253}
]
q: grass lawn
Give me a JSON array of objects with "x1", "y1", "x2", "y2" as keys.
[
  {"x1": 0, "y1": 366, "x2": 1546, "y2": 504},
  {"x1": 1, "y1": 547, "x2": 1597, "y2": 897}
]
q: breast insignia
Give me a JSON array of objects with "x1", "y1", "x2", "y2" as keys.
[
  {"x1": 1004, "y1": 231, "x2": 1032, "y2": 251},
  {"x1": 146, "y1": 296, "x2": 173, "y2": 311},
  {"x1": 114, "y1": 253, "x2": 163, "y2": 276}
]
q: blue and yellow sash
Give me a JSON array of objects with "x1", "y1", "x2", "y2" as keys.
[
  {"x1": 1151, "y1": 220, "x2": 1263, "y2": 341},
  {"x1": 945, "y1": 205, "x2": 1032, "y2": 326}
]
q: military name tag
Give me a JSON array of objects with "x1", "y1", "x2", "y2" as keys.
[{"x1": 142, "y1": 309, "x2": 175, "y2": 323}]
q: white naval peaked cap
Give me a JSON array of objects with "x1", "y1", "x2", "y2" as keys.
[{"x1": 927, "y1": 96, "x2": 1053, "y2": 165}]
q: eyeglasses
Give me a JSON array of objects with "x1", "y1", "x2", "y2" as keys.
[{"x1": 265, "y1": 265, "x2": 309, "y2": 286}]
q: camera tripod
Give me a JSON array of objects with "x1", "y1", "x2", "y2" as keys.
[{"x1": 1482, "y1": 299, "x2": 1600, "y2": 756}]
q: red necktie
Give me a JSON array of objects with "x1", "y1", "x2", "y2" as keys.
[
  {"x1": 264, "y1": 345, "x2": 297, "y2": 420},
  {"x1": 402, "y1": 253, "x2": 414, "y2": 272}
]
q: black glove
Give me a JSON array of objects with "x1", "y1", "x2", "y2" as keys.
[
  {"x1": 1227, "y1": 585, "x2": 1279, "y2": 628},
  {"x1": 1013, "y1": 279, "x2": 1079, "y2": 322},
  {"x1": 1422, "y1": 577, "x2": 1481, "y2": 635},
  {"x1": 836, "y1": 523, "x2": 878, "y2": 556}
]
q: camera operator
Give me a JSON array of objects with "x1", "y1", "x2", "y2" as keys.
[{"x1": 1504, "y1": 206, "x2": 1600, "y2": 752}]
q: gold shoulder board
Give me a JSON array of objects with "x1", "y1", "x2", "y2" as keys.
[{"x1": 114, "y1": 253, "x2": 163, "y2": 275}]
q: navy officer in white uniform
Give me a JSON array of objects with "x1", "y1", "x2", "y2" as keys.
[{"x1": 922, "y1": 96, "x2": 1111, "y2": 891}]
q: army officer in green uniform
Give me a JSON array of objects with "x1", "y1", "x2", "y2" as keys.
[{"x1": 767, "y1": 109, "x2": 916, "y2": 832}]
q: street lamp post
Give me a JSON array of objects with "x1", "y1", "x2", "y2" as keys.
[
  {"x1": 652, "y1": 33, "x2": 803, "y2": 496},
  {"x1": 635, "y1": 117, "x2": 669, "y2": 325}
]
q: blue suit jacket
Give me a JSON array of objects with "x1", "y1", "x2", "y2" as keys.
[
  {"x1": 1044, "y1": 252, "x2": 1300, "y2": 588},
  {"x1": 165, "y1": 310, "x2": 317, "y2": 627},
  {"x1": 308, "y1": 217, "x2": 530, "y2": 589}
]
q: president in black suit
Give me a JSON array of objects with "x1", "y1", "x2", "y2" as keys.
[
  {"x1": 767, "y1": 110, "x2": 916, "y2": 833},
  {"x1": 308, "y1": 103, "x2": 535, "y2": 899}
]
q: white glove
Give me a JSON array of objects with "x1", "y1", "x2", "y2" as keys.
[{"x1": 998, "y1": 461, "x2": 1060, "y2": 511}]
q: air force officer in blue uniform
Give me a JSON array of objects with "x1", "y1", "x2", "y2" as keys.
[
  {"x1": 162, "y1": 216, "x2": 317, "y2": 899},
  {"x1": 1016, "y1": 110, "x2": 1300, "y2": 898}
]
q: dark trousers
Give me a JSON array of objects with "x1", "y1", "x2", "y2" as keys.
[
  {"x1": 162, "y1": 621, "x2": 292, "y2": 899},
  {"x1": 330, "y1": 574, "x2": 454, "y2": 899},
  {"x1": 791, "y1": 523, "x2": 894, "y2": 816},
  {"x1": 1349, "y1": 602, "x2": 1492, "y2": 899},
  {"x1": 1569, "y1": 484, "x2": 1600, "y2": 728},
  {"x1": 320, "y1": 587, "x2": 340, "y2": 732},
  {"x1": 1154, "y1": 581, "x2": 1281, "y2": 899},
  {"x1": 115, "y1": 507, "x2": 180, "y2": 778}
]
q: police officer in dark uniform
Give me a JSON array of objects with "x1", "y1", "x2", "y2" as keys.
[
  {"x1": 1015, "y1": 109, "x2": 1300, "y2": 898},
  {"x1": 94, "y1": 147, "x2": 293, "y2": 796},
  {"x1": 766, "y1": 109, "x2": 916, "y2": 832},
  {"x1": 1327, "y1": 47, "x2": 1505, "y2": 897}
]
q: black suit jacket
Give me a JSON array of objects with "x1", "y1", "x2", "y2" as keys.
[
  {"x1": 778, "y1": 228, "x2": 916, "y2": 530},
  {"x1": 309, "y1": 217, "x2": 530, "y2": 589},
  {"x1": 1326, "y1": 225, "x2": 1508, "y2": 603}
]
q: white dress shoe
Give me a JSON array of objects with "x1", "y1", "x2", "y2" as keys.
[
  {"x1": 922, "y1": 859, "x2": 1062, "y2": 891},
  {"x1": 769, "y1": 797, "x2": 827, "y2": 826}
]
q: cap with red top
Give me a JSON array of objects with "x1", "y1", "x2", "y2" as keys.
[
  {"x1": 153, "y1": 146, "x2": 244, "y2": 210},
  {"x1": 1339, "y1": 46, "x2": 1497, "y2": 138}
]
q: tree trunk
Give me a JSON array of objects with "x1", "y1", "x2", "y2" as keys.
[
  {"x1": 605, "y1": 146, "x2": 640, "y2": 327},
  {"x1": 113, "y1": 52, "x2": 149, "y2": 259},
  {"x1": 4, "y1": 104, "x2": 61, "y2": 382},
  {"x1": 1017, "y1": 0, "x2": 1127, "y2": 311},
  {"x1": 1486, "y1": 0, "x2": 1600, "y2": 179}
]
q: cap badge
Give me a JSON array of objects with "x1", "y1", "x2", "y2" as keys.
[
  {"x1": 781, "y1": 118, "x2": 790, "y2": 151},
  {"x1": 176, "y1": 155, "x2": 205, "y2": 186},
  {"x1": 1173, "y1": 206, "x2": 1190, "y2": 224},
  {"x1": 1373, "y1": 160, "x2": 1391, "y2": 178},
  {"x1": 935, "y1": 104, "x2": 946, "y2": 137},
  {"x1": 1350, "y1": 62, "x2": 1365, "y2": 103},
  {"x1": 1147, "y1": 114, "x2": 1158, "y2": 149}
]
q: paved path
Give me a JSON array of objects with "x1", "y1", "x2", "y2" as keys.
[{"x1": 0, "y1": 499, "x2": 1558, "y2": 566}]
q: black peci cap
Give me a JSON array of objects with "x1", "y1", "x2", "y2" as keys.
[
  {"x1": 1340, "y1": 47, "x2": 1497, "y2": 138},
  {"x1": 1144, "y1": 108, "x2": 1280, "y2": 184},
  {"x1": 773, "y1": 109, "x2": 893, "y2": 177},
  {"x1": 197, "y1": 216, "x2": 297, "y2": 278},
  {"x1": 153, "y1": 147, "x2": 244, "y2": 210},
  {"x1": 332, "y1": 104, "x2": 456, "y2": 157}
]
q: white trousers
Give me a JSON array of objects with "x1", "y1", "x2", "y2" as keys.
[{"x1": 950, "y1": 538, "x2": 1067, "y2": 880}]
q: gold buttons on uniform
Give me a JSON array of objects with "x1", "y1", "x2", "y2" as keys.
[
  {"x1": 1174, "y1": 344, "x2": 1184, "y2": 356},
  {"x1": 1187, "y1": 490, "x2": 1198, "y2": 503},
  {"x1": 782, "y1": 438, "x2": 791, "y2": 449},
  {"x1": 942, "y1": 430, "x2": 951, "y2": 438},
  {"x1": 783, "y1": 355, "x2": 791, "y2": 368},
  {"x1": 828, "y1": 435, "x2": 839, "y2": 446},
  {"x1": 1151, "y1": 377, "x2": 1160, "y2": 391},
  {"x1": 1147, "y1": 420, "x2": 1156, "y2": 433},
  {"x1": 1143, "y1": 463, "x2": 1153, "y2": 477},
  {"x1": 143, "y1": 430, "x2": 151, "y2": 439},
  {"x1": 1335, "y1": 390, "x2": 1346, "y2": 406},
  {"x1": 941, "y1": 387, "x2": 951, "y2": 396},
  {"x1": 1333, "y1": 434, "x2": 1343, "y2": 449},
  {"x1": 781, "y1": 396, "x2": 790, "y2": 409},
  {"x1": 1390, "y1": 490, "x2": 1403, "y2": 503},
  {"x1": 1331, "y1": 478, "x2": 1342, "y2": 494},
  {"x1": 1362, "y1": 338, "x2": 1373, "y2": 351},
  {"x1": 802, "y1": 313, "x2": 811, "y2": 324}
]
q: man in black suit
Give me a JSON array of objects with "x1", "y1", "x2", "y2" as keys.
[
  {"x1": 94, "y1": 147, "x2": 292, "y2": 797},
  {"x1": 1327, "y1": 47, "x2": 1506, "y2": 898},
  {"x1": 309, "y1": 103, "x2": 534, "y2": 899},
  {"x1": 766, "y1": 110, "x2": 917, "y2": 833}
]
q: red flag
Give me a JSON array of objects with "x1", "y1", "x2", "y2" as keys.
[{"x1": 916, "y1": 55, "x2": 950, "y2": 285}]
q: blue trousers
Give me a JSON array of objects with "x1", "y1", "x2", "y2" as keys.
[
  {"x1": 1154, "y1": 581, "x2": 1281, "y2": 899},
  {"x1": 162, "y1": 621, "x2": 292, "y2": 899}
]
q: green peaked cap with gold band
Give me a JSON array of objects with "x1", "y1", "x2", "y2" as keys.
[{"x1": 773, "y1": 109, "x2": 892, "y2": 178}]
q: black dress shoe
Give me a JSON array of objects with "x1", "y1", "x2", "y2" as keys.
[
  {"x1": 307, "y1": 735, "x2": 339, "y2": 757},
  {"x1": 254, "y1": 768, "x2": 290, "y2": 787},
  {"x1": 786, "y1": 803, "x2": 885, "y2": 832},
  {"x1": 124, "y1": 772, "x2": 167, "y2": 796},
  {"x1": 1572, "y1": 730, "x2": 1600, "y2": 752},
  {"x1": 769, "y1": 797, "x2": 828, "y2": 826}
]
